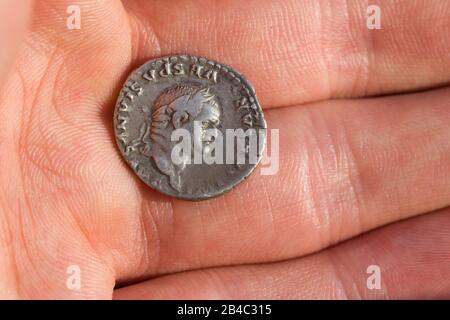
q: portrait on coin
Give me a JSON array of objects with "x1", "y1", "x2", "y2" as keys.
[{"x1": 132, "y1": 84, "x2": 222, "y2": 191}]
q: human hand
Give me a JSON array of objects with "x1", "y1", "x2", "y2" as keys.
[{"x1": 0, "y1": 0, "x2": 449, "y2": 299}]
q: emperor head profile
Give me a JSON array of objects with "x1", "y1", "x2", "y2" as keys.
[{"x1": 141, "y1": 84, "x2": 221, "y2": 191}]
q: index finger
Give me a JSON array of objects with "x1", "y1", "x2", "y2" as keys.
[{"x1": 124, "y1": 0, "x2": 450, "y2": 108}]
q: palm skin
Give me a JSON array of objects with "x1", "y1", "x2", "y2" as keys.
[{"x1": 0, "y1": 0, "x2": 450, "y2": 299}]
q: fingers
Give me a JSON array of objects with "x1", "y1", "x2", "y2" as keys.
[
  {"x1": 110, "y1": 85, "x2": 450, "y2": 283},
  {"x1": 124, "y1": 0, "x2": 450, "y2": 108},
  {"x1": 15, "y1": 0, "x2": 131, "y2": 105},
  {"x1": 29, "y1": 0, "x2": 128, "y2": 53},
  {"x1": 0, "y1": 0, "x2": 32, "y2": 87},
  {"x1": 114, "y1": 207, "x2": 450, "y2": 299}
]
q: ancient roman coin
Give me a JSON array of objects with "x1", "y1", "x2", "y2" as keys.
[{"x1": 114, "y1": 55, "x2": 266, "y2": 200}]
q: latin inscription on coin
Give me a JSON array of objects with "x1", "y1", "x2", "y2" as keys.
[{"x1": 114, "y1": 55, "x2": 266, "y2": 200}]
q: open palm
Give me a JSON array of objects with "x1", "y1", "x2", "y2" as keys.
[{"x1": 1, "y1": 0, "x2": 450, "y2": 299}]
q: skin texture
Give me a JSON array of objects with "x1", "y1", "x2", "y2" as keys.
[{"x1": 0, "y1": 0, "x2": 449, "y2": 299}]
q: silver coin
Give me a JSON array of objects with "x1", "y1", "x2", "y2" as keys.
[{"x1": 114, "y1": 55, "x2": 266, "y2": 200}]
